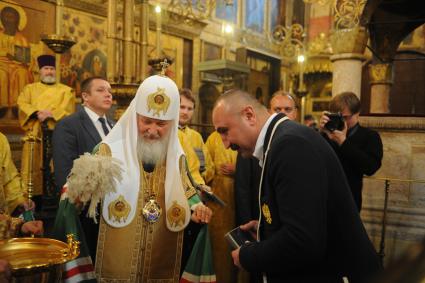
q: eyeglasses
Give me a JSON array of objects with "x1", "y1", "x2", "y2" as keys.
[{"x1": 342, "y1": 114, "x2": 354, "y2": 120}]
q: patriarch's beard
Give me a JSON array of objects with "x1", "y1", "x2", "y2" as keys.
[{"x1": 137, "y1": 131, "x2": 169, "y2": 167}]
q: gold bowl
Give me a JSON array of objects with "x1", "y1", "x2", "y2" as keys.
[{"x1": 0, "y1": 236, "x2": 79, "y2": 282}]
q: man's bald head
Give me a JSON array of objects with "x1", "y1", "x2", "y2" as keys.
[
  {"x1": 214, "y1": 89, "x2": 266, "y2": 116},
  {"x1": 269, "y1": 91, "x2": 298, "y2": 120},
  {"x1": 212, "y1": 89, "x2": 270, "y2": 157}
]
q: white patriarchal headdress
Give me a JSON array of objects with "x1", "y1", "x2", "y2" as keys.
[{"x1": 101, "y1": 75, "x2": 190, "y2": 232}]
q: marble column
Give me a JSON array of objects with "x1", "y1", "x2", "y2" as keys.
[
  {"x1": 123, "y1": 0, "x2": 134, "y2": 83},
  {"x1": 107, "y1": 0, "x2": 117, "y2": 82},
  {"x1": 330, "y1": 27, "x2": 367, "y2": 98},
  {"x1": 369, "y1": 63, "x2": 393, "y2": 113},
  {"x1": 139, "y1": 0, "x2": 149, "y2": 81}
]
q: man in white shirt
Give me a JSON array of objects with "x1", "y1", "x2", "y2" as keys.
[{"x1": 52, "y1": 76, "x2": 113, "y2": 262}]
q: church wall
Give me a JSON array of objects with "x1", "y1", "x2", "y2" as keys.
[
  {"x1": 360, "y1": 117, "x2": 425, "y2": 265},
  {"x1": 60, "y1": 6, "x2": 107, "y2": 97},
  {"x1": 147, "y1": 29, "x2": 184, "y2": 87}
]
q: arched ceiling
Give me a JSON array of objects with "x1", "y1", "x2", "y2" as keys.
[{"x1": 361, "y1": 0, "x2": 425, "y2": 63}]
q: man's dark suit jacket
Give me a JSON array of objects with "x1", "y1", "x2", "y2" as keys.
[
  {"x1": 52, "y1": 106, "x2": 113, "y2": 262},
  {"x1": 239, "y1": 114, "x2": 381, "y2": 283},
  {"x1": 234, "y1": 155, "x2": 261, "y2": 225},
  {"x1": 324, "y1": 124, "x2": 383, "y2": 211}
]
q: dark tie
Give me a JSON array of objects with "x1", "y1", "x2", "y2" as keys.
[{"x1": 98, "y1": 117, "x2": 109, "y2": 136}]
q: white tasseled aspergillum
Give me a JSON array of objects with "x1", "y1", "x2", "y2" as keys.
[{"x1": 66, "y1": 153, "x2": 123, "y2": 222}]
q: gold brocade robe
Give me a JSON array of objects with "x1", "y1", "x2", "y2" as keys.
[
  {"x1": 179, "y1": 126, "x2": 214, "y2": 184},
  {"x1": 205, "y1": 131, "x2": 237, "y2": 283},
  {"x1": 1, "y1": 133, "x2": 26, "y2": 241},
  {"x1": 0, "y1": 213, "x2": 24, "y2": 240},
  {"x1": 0, "y1": 132, "x2": 26, "y2": 215},
  {"x1": 95, "y1": 144, "x2": 199, "y2": 282},
  {"x1": 17, "y1": 82, "x2": 74, "y2": 196}
]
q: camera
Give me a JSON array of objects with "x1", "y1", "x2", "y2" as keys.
[{"x1": 324, "y1": 112, "x2": 345, "y2": 132}]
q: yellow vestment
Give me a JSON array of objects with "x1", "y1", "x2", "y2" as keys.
[
  {"x1": 205, "y1": 131, "x2": 237, "y2": 283},
  {"x1": 17, "y1": 82, "x2": 74, "y2": 196},
  {"x1": 95, "y1": 144, "x2": 200, "y2": 282},
  {"x1": 178, "y1": 130, "x2": 205, "y2": 185},
  {"x1": 0, "y1": 132, "x2": 26, "y2": 215},
  {"x1": 179, "y1": 126, "x2": 214, "y2": 184}
]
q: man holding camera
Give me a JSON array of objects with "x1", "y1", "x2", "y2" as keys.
[{"x1": 319, "y1": 92, "x2": 383, "y2": 211}]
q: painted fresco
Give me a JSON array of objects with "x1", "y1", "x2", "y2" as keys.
[
  {"x1": 0, "y1": 0, "x2": 53, "y2": 122},
  {"x1": 215, "y1": 1, "x2": 237, "y2": 23},
  {"x1": 60, "y1": 7, "x2": 107, "y2": 96},
  {"x1": 245, "y1": 0, "x2": 264, "y2": 33}
]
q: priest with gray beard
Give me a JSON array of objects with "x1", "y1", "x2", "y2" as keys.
[
  {"x1": 17, "y1": 54, "x2": 74, "y2": 210},
  {"x1": 92, "y1": 74, "x2": 212, "y2": 282},
  {"x1": 137, "y1": 124, "x2": 169, "y2": 172}
]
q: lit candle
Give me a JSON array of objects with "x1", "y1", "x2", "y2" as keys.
[{"x1": 297, "y1": 54, "x2": 305, "y2": 91}]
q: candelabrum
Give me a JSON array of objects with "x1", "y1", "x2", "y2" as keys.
[
  {"x1": 40, "y1": 34, "x2": 76, "y2": 54},
  {"x1": 21, "y1": 133, "x2": 40, "y2": 221}
]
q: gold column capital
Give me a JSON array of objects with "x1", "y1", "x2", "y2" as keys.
[
  {"x1": 330, "y1": 26, "x2": 368, "y2": 55},
  {"x1": 368, "y1": 63, "x2": 393, "y2": 85}
]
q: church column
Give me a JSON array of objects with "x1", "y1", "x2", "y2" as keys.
[
  {"x1": 107, "y1": 0, "x2": 117, "y2": 82},
  {"x1": 123, "y1": 0, "x2": 135, "y2": 83},
  {"x1": 55, "y1": 0, "x2": 65, "y2": 82},
  {"x1": 192, "y1": 37, "x2": 201, "y2": 125},
  {"x1": 139, "y1": 0, "x2": 149, "y2": 81},
  {"x1": 368, "y1": 63, "x2": 393, "y2": 113},
  {"x1": 330, "y1": 27, "x2": 367, "y2": 98},
  {"x1": 140, "y1": 0, "x2": 149, "y2": 81}
]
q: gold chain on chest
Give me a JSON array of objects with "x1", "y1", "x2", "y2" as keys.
[{"x1": 141, "y1": 164, "x2": 165, "y2": 225}]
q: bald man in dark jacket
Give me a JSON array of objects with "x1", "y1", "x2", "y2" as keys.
[{"x1": 212, "y1": 90, "x2": 381, "y2": 283}]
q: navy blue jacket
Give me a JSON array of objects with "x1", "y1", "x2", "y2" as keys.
[{"x1": 240, "y1": 114, "x2": 381, "y2": 283}]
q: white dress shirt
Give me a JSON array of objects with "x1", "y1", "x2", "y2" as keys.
[
  {"x1": 253, "y1": 113, "x2": 277, "y2": 168},
  {"x1": 84, "y1": 106, "x2": 111, "y2": 139}
]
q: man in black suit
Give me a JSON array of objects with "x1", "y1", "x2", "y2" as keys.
[
  {"x1": 212, "y1": 89, "x2": 381, "y2": 283},
  {"x1": 234, "y1": 90, "x2": 298, "y2": 226},
  {"x1": 319, "y1": 92, "x2": 383, "y2": 211},
  {"x1": 52, "y1": 76, "x2": 113, "y2": 261}
]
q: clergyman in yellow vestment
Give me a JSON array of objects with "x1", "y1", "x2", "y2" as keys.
[
  {"x1": 1, "y1": 132, "x2": 43, "y2": 278},
  {"x1": 94, "y1": 75, "x2": 212, "y2": 282},
  {"x1": 178, "y1": 88, "x2": 214, "y2": 184},
  {"x1": 17, "y1": 55, "x2": 74, "y2": 200},
  {"x1": 205, "y1": 130, "x2": 238, "y2": 283},
  {"x1": 0, "y1": 132, "x2": 43, "y2": 241},
  {"x1": 0, "y1": 132, "x2": 26, "y2": 215}
]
